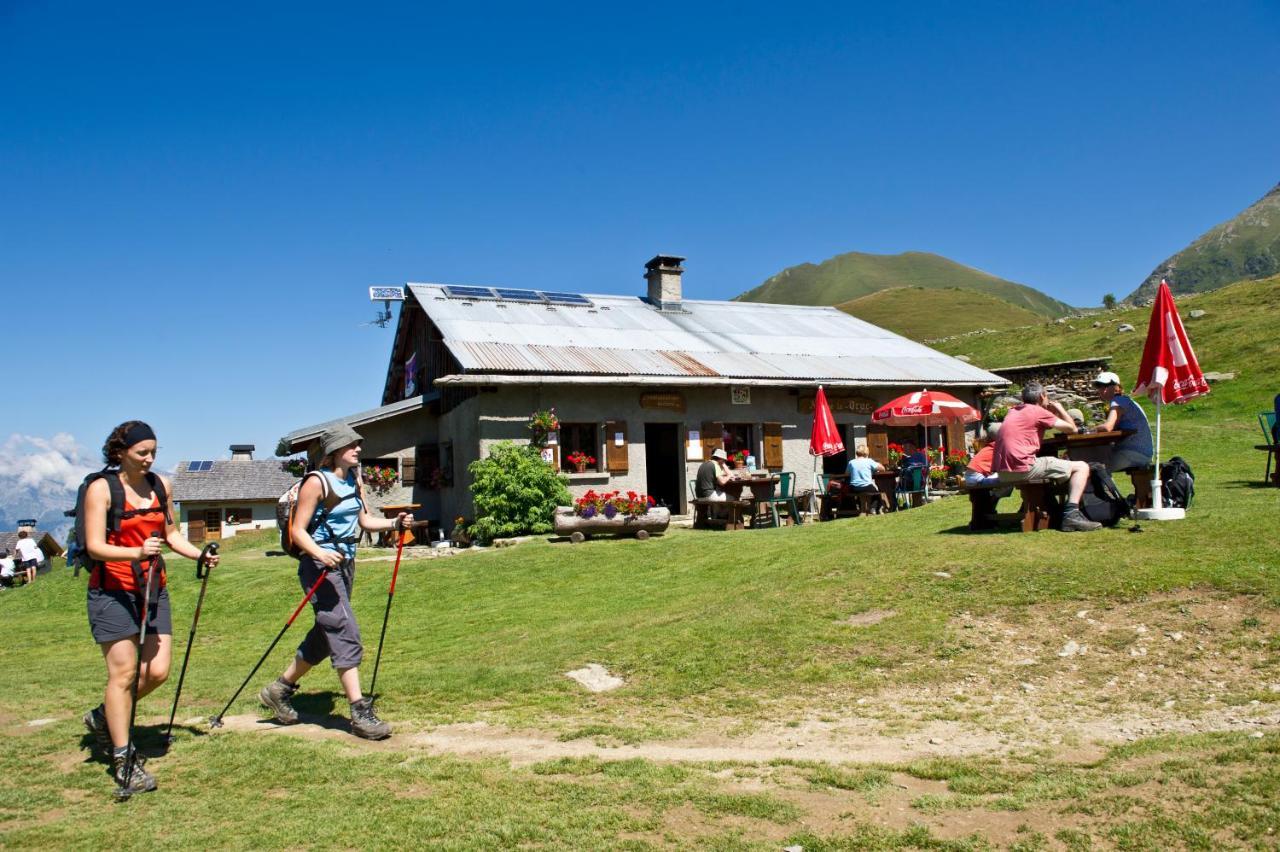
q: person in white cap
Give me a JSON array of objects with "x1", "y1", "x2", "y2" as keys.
[
  {"x1": 694, "y1": 447, "x2": 733, "y2": 501},
  {"x1": 1092, "y1": 371, "x2": 1153, "y2": 473}
]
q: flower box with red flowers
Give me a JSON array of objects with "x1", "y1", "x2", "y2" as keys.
[{"x1": 554, "y1": 488, "x2": 670, "y2": 540}]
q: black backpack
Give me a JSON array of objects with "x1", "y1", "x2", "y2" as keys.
[
  {"x1": 65, "y1": 468, "x2": 171, "y2": 583},
  {"x1": 1080, "y1": 462, "x2": 1130, "y2": 526},
  {"x1": 1160, "y1": 456, "x2": 1195, "y2": 509}
]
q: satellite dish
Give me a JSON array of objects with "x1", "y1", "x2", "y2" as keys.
[{"x1": 363, "y1": 286, "x2": 405, "y2": 328}]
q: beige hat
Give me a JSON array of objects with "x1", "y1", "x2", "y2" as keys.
[
  {"x1": 711, "y1": 448, "x2": 728, "y2": 461},
  {"x1": 309, "y1": 423, "x2": 363, "y2": 466}
]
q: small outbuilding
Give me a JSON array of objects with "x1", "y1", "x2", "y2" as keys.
[
  {"x1": 0, "y1": 529, "x2": 64, "y2": 574},
  {"x1": 170, "y1": 444, "x2": 300, "y2": 542}
]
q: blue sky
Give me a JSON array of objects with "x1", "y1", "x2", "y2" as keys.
[{"x1": 2, "y1": 0, "x2": 1278, "y2": 473}]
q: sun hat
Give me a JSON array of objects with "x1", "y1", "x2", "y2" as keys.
[
  {"x1": 711, "y1": 448, "x2": 728, "y2": 461},
  {"x1": 309, "y1": 423, "x2": 364, "y2": 466},
  {"x1": 1093, "y1": 371, "x2": 1121, "y2": 386}
]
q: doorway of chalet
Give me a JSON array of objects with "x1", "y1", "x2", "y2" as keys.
[{"x1": 644, "y1": 423, "x2": 682, "y2": 512}]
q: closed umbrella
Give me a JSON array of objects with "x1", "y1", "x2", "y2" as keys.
[
  {"x1": 1132, "y1": 279, "x2": 1209, "y2": 520},
  {"x1": 808, "y1": 386, "x2": 845, "y2": 513}
]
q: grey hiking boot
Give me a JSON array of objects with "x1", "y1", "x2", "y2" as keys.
[
  {"x1": 349, "y1": 698, "x2": 391, "y2": 740},
  {"x1": 259, "y1": 678, "x2": 300, "y2": 724},
  {"x1": 1061, "y1": 508, "x2": 1102, "y2": 532},
  {"x1": 112, "y1": 747, "x2": 157, "y2": 797},
  {"x1": 83, "y1": 704, "x2": 112, "y2": 756}
]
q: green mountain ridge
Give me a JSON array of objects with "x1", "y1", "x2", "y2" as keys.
[
  {"x1": 735, "y1": 250, "x2": 1073, "y2": 318},
  {"x1": 835, "y1": 287, "x2": 1045, "y2": 341},
  {"x1": 1128, "y1": 181, "x2": 1280, "y2": 303}
]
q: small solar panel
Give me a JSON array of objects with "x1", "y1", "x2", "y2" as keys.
[
  {"x1": 494, "y1": 288, "x2": 545, "y2": 302},
  {"x1": 541, "y1": 291, "x2": 592, "y2": 306},
  {"x1": 443, "y1": 285, "x2": 496, "y2": 300},
  {"x1": 187, "y1": 460, "x2": 214, "y2": 472}
]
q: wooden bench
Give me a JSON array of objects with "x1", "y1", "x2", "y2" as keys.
[
  {"x1": 691, "y1": 499, "x2": 751, "y2": 531},
  {"x1": 960, "y1": 480, "x2": 1059, "y2": 532}
]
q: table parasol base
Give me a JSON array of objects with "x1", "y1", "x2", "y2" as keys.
[{"x1": 1135, "y1": 507, "x2": 1186, "y2": 521}]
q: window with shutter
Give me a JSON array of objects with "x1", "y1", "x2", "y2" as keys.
[
  {"x1": 700, "y1": 421, "x2": 724, "y2": 458},
  {"x1": 866, "y1": 427, "x2": 889, "y2": 465},
  {"x1": 401, "y1": 454, "x2": 416, "y2": 485},
  {"x1": 604, "y1": 421, "x2": 628, "y2": 472},
  {"x1": 946, "y1": 420, "x2": 968, "y2": 454},
  {"x1": 763, "y1": 422, "x2": 784, "y2": 469}
]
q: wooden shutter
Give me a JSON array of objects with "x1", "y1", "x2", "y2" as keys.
[
  {"x1": 946, "y1": 420, "x2": 968, "y2": 455},
  {"x1": 604, "y1": 421, "x2": 628, "y2": 472},
  {"x1": 866, "y1": 426, "x2": 889, "y2": 465},
  {"x1": 401, "y1": 454, "x2": 416, "y2": 485},
  {"x1": 700, "y1": 421, "x2": 724, "y2": 458},
  {"x1": 762, "y1": 422, "x2": 784, "y2": 470}
]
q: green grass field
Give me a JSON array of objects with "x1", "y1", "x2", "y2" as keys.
[
  {"x1": 3, "y1": 277, "x2": 1280, "y2": 848},
  {"x1": 837, "y1": 287, "x2": 1044, "y2": 341}
]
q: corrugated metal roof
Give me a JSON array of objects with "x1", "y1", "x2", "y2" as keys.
[{"x1": 408, "y1": 284, "x2": 1007, "y2": 385}]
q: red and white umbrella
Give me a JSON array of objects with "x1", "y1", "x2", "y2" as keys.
[
  {"x1": 871, "y1": 389, "x2": 980, "y2": 427},
  {"x1": 1133, "y1": 279, "x2": 1210, "y2": 405},
  {"x1": 809, "y1": 385, "x2": 845, "y2": 457},
  {"x1": 1132, "y1": 280, "x2": 1209, "y2": 520}
]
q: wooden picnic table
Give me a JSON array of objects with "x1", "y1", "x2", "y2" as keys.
[
  {"x1": 1038, "y1": 429, "x2": 1133, "y2": 457},
  {"x1": 376, "y1": 503, "x2": 420, "y2": 546}
]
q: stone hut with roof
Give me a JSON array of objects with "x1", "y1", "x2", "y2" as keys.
[
  {"x1": 283, "y1": 255, "x2": 1006, "y2": 530},
  {"x1": 170, "y1": 444, "x2": 300, "y2": 542}
]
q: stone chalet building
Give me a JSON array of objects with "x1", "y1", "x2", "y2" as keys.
[
  {"x1": 284, "y1": 255, "x2": 1008, "y2": 531},
  {"x1": 171, "y1": 444, "x2": 300, "y2": 542}
]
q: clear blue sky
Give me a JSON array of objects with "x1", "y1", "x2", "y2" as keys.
[{"x1": 3, "y1": 0, "x2": 1277, "y2": 471}]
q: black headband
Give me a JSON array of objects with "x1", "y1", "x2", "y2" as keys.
[{"x1": 123, "y1": 422, "x2": 157, "y2": 448}]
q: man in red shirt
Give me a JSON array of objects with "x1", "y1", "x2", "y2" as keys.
[{"x1": 993, "y1": 382, "x2": 1101, "y2": 532}]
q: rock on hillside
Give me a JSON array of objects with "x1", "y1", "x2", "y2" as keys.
[{"x1": 1129, "y1": 181, "x2": 1280, "y2": 303}]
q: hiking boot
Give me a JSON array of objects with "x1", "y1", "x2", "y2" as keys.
[
  {"x1": 1061, "y1": 509, "x2": 1102, "y2": 532},
  {"x1": 111, "y1": 748, "x2": 157, "y2": 797},
  {"x1": 83, "y1": 704, "x2": 112, "y2": 756},
  {"x1": 349, "y1": 698, "x2": 391, "y2": 740},
  {"x1": 259, "y1": 678, "x2": 300, "y2": 725}
]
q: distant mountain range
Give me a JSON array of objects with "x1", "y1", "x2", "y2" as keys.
[
  {"x1": 1128, "y1": 182, "x2": 1280, "y2": 303},
  {"x1": 734, "y1": 250, "x2": 1074, "y2": 319},
  {"x1": 0, "y1": 480, "x2": 76, "y2": 545}
]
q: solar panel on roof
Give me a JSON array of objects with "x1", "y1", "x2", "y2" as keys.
[
  {"x1": 443, "y1": 285, "x2": 496, "y2": 300},
  {"x1": 493, "y1": 288, "x2": 545, "y2": 302},
  {"x1": 187, "y1": 460, "x2": 214, "y2": 472},
  {"x1": 541, "y1": 291, "x2": 592, "y2": 306}
]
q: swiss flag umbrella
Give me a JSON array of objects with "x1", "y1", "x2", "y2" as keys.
[
  {"x1": 809, "y1": 385, "x2": 845, "y2": 456},
  {"x1": 1133, "y1": 279, "x2": 1210, "y2": 404},
  {"x1": 1131, "y1": 279, "x2": 1208, "y2": 520},
  {"x1": 871, "y1": 389, "x2": 980, "y2": 427}
]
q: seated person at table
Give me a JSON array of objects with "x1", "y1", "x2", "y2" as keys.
[
  {"x1": 993, "y1": 382, "x2": 1101, "y2": 532},
  {"x1": 0, "y1": 550, "x2": 15, "y2": 588},
  {"x1": 1091, "y1": 371, "x2": 1153, "y2": 473},
  {"x1": 899, "y1": 441, "x2": 928, "y2": 470},
  {"x1": 964, "y1": 423, "x2": 1012, "y2": 491},
  {"x1": 846, "y1": 446, "x2": 885, "y2": 514},
  {"x1": 1272, "y1": 392, "x2": 1279, "y2": 444},
  {"x1": 694, "y1": 448, "x2": 733, "y2": 501}
]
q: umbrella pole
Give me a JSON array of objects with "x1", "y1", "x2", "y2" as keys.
[
  {"x1": 810, "y1": 454, "x2": 820, "y2": 517},
  {"x1": 1136, "y1": 395, "x2": 1185, "y2": 521}
]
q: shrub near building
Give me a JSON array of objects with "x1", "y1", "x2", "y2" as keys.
[{"x1": 468, "y1": 443, "x2": 572, "y2": 544}]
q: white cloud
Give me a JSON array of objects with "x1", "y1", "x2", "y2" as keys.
[{"x1": 0, "y1": 432, "x2": 96, "y2": 492}]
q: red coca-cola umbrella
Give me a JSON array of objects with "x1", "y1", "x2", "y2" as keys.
[
  {"x1": 871, "y1": 389, "x2": 980, "y2": 427},
  {"x1": 1132, "y1": 280, "x2": 1209, "y2": 520},
  {"x1": 807, "y1": 386, "x2": 844, "y2": 514},
  {"x1": 809, "y1": 385, "x2": 845, "y2": 457}
]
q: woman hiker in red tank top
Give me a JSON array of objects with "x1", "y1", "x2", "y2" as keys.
[{"x1": 81, "y1": 421, "x2": 219, "y2": 796}]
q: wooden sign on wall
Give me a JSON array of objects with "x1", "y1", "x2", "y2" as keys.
[
  {"x1": 798, "y1": 394, "x2": 876, "y2": 415},
  {"x1": 639, "y1": 392, "x2": 686, "y2": 412}
]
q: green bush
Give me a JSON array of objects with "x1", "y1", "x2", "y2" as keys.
[{"x1": 468, "y1": 442, "x2": 572, "y2": 544}]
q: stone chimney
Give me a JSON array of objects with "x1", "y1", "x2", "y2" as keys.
[
  {"x1": 644, "y1": 254, "x2": 686, "y2": 310},
  {"x1": 229, "y1": 444, "x2": 255, "y2": 461}
]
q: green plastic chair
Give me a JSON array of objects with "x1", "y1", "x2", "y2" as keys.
[
  {"x1": 895, "y1": 466, "x2": 926, "y2": 510},
  {"x1": 757, "y1": 471, "x2": 802, "y2": 527},
  {"x1": 1259, "y1": 412, "x2": 1278, "y2": 484}
]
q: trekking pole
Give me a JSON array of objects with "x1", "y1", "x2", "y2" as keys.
[
  {"x1": 208, "y1": 566, "x2": 330, "y2": 728},
  {"x1": 117, "y1": 532, "x2": 162, "y2": 801},
  {"x1": 162, "y1": 542, "x2": 219, "y2": 750},
  {"x1": 366, "y1": 526, "x2": 407, "y2": 708}
]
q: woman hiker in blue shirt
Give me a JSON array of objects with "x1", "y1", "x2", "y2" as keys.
[
  {"x1": 258, "y1": 424, "x2": 408, "y2": 740},
  {"x1": 1092, "y1": 371, "x2": 1154, "y2": 473}
]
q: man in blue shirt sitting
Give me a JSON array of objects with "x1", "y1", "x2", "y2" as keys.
[{"x1": 1092, "y1": 371, "x2": 1154, "y2": 473}]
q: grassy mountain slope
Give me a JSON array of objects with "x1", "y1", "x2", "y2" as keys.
[
  {"x1": 836, "y1": 286, "x2": 1044, "y2": 340},
  {"x1": 736, "y1": 250, "x2": 1073, "y2": 317},
  {"x1": 1129, "y1": 182, "x2": 1280, "y2": 303}
]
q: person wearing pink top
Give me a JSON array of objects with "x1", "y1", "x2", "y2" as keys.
[{"x1": 993, "y1": 382, "x2": 1101, "y2": 532}]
